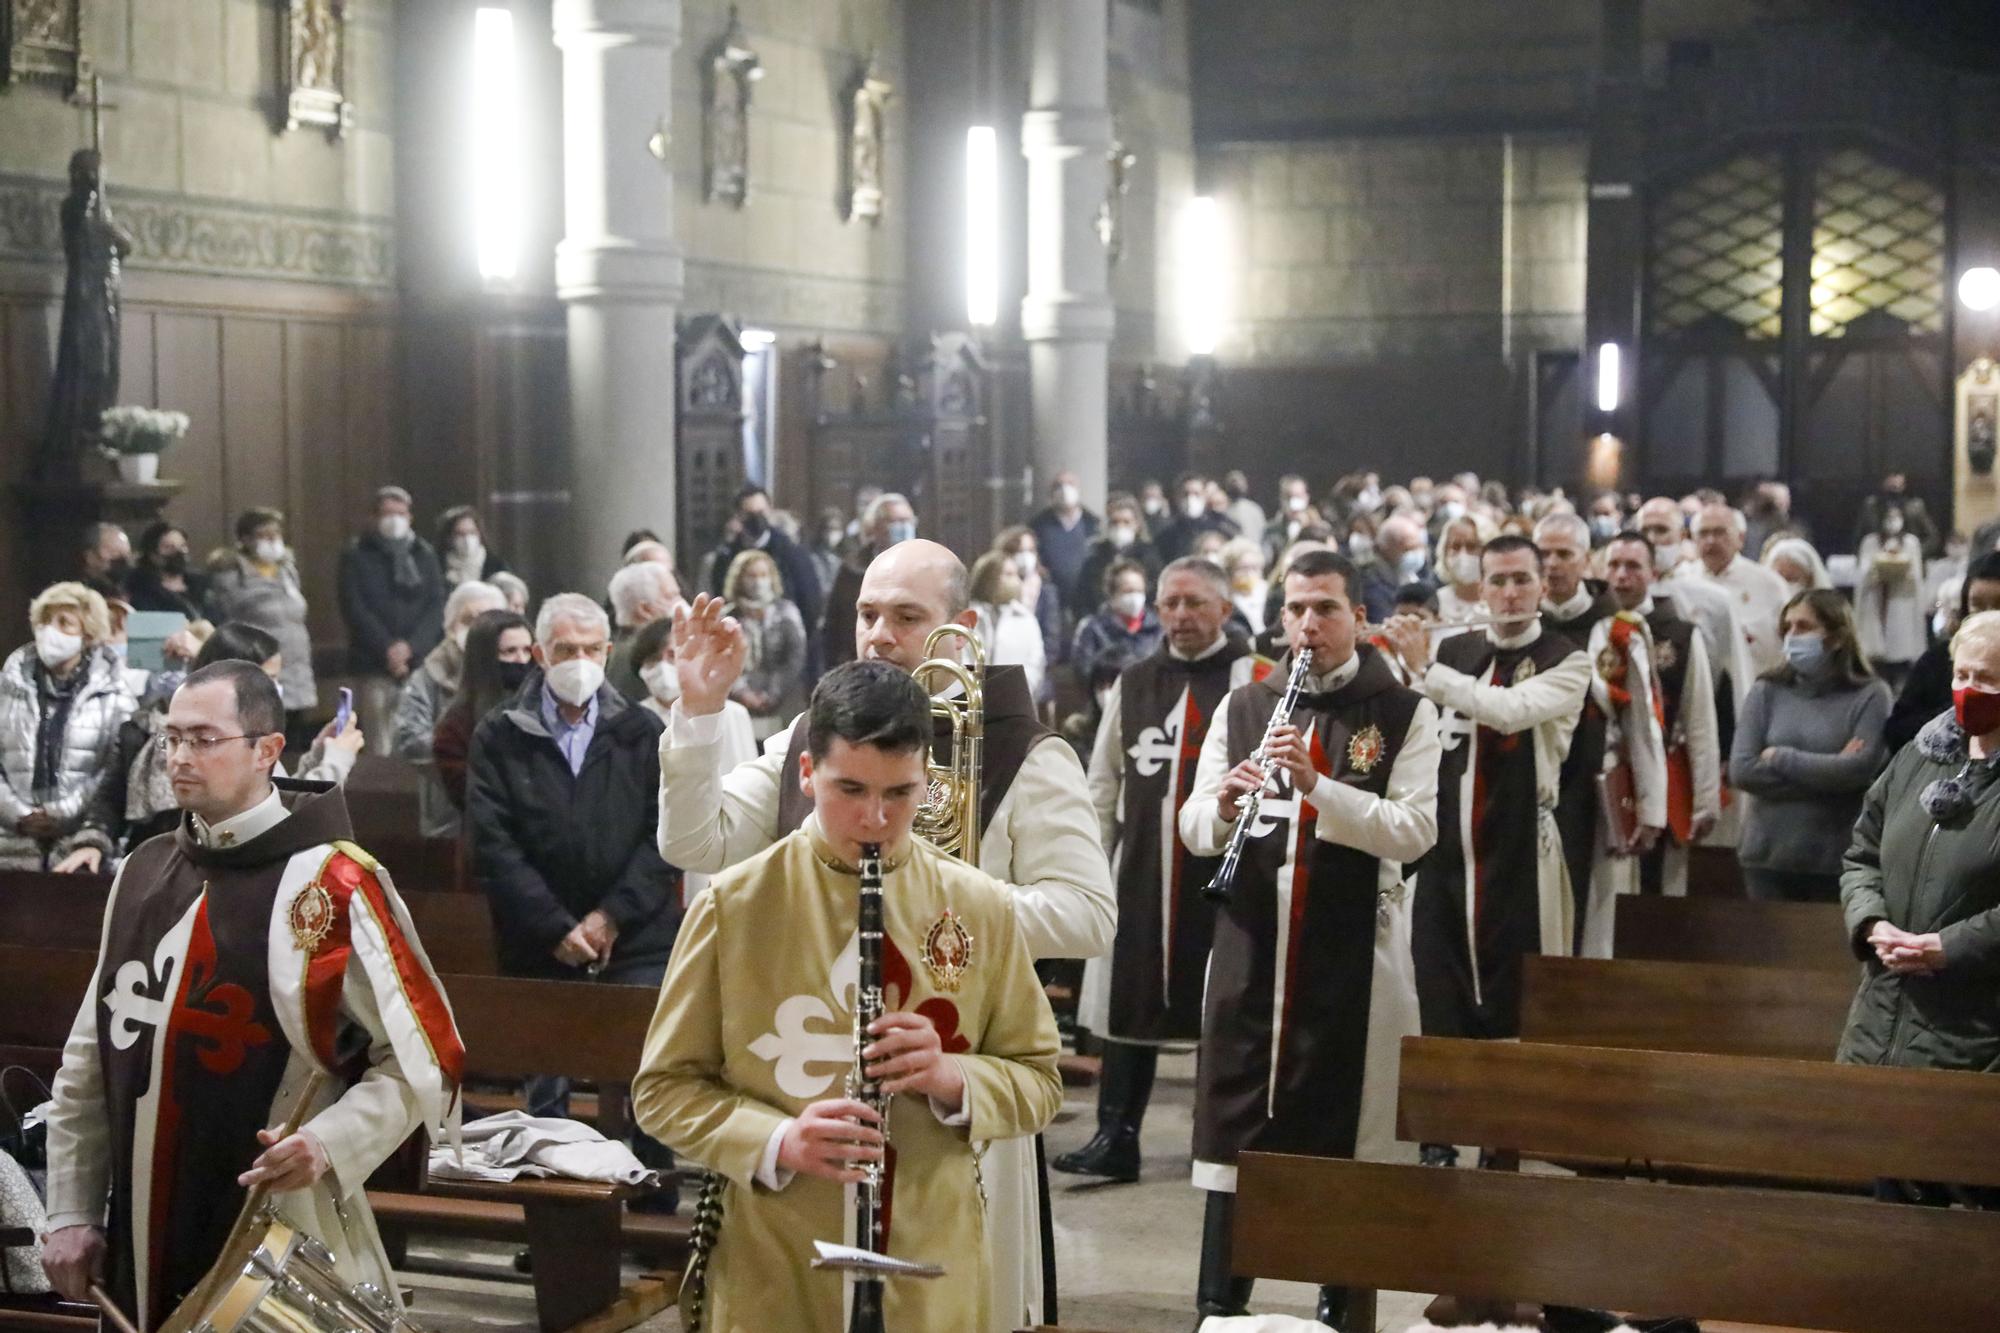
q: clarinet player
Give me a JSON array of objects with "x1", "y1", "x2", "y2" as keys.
[
  {"x1": 1178, "y1": 548, "x2": 1441, "y2": 1329},
  {"x1": 633, "y1": 662, "x2": 1062, "y2": 1332}
]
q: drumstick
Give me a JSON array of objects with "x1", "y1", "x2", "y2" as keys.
[{"x1": 90, "y1": 1284, "x2": 144, "y2": 1333}]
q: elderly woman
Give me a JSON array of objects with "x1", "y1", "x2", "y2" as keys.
[
  {"x1": 0, "y1": 584, "x2": 134, "y2": 872},
  {"x1": 394, "y1": 579, "x2": 507, "y2": 836},
  {"x1": 205, "y1": 507, "x2": 317, "y2": 726},
  {"x1": 1840, "y1": 609, "x2": 2000, "y2": 1202},
  {"x1": 1762, "y1": 536, "x2": 1833, "y2": 600},
  {"x1": 1730, "y1": 588, "x2": 1893, "y2": 902},
  {"x1": 722, "y1": 548, "x2": 807, "y2": 742}
]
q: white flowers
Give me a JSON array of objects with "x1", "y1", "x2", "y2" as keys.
[{"x1": 98, "y1": 405, "x2": 190, "y2": 455}]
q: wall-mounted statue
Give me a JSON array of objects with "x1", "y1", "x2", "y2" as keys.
[
  {"x1": 41, "y1": 147, "x2": 132, "y2": 480},
  {"x1": 279, "y1": 0, "x2": 350, "y2": 139},
  {"x1": 1, "y1": 0, "x2": 90, "y2": 92},
  {"x1": 1097, "y1": 137, "x2": 1138, "y2": 267},
  {"x1": 843, "y1": 49, "x2": 893, "y2": 225},
  {"x1": 702, "y1": 5, "x2": 763, "y2": 208}
]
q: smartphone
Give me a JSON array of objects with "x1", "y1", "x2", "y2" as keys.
[{"x1": 332, "y1": 687, "x2": 354, "y2": 736}]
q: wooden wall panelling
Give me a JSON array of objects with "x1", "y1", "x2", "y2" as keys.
[
  {"x1": 153, "y1": 313, "x2": 226, "y2": 564},
  {"x1": 286, "y1": 321, "x2": 352, "y2": 647},
  {"x1": 218, "y1": 317, "x2": 291, "y2": 560}
]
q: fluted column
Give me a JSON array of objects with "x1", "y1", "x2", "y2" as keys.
[
  {"x1": 553, "y1": 0, "x2": 683, "y2": 591},
  {"x1": 1020, "y1": 0, "x2": 1114, "y2": 509}
]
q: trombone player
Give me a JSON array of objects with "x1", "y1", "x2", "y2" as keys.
[{"x1": 659, "y1": 537, "x2": 1114, "y2": 1332}]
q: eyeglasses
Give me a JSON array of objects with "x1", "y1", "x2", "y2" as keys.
[{"x1": 154, "y1": 733, "x2": 260, "y2": 757}]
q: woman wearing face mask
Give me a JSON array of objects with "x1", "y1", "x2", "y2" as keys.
[
  {"x1": 722, "y1": 549, "x2": 808, "y2": 742},
  {"x1": 433, "y1": 609, "x2": 533, "y2": 811},
  {"x1": 994, "y1": 524, "x2": 1065, "y2": 671},
  {"x1": 1854, "y1": 503, "x2": 1927, "y2": 686},
  {"x1": 1216, "y1": 537, "x2": 1269, "y2": 637},
  {"x1": 1070, "y1": 559, "x2": 1164, "y2": 687},
  {"x1": 1836, "y1": 610, "x2": 2000, "y2": 1200},
  {"x1": 968, "y1": 550, "x2": 1050, "y2": 701},
  {"x1": 1761, "y1": 536, "x2": 1833, "y2": 600},
  {"x1": 1729, "y1": 589, "x2": 1893, "y2": 902},
  {"x1": 1077, "y1": 494, "x2": 1162, "y2": 622},
  {"x1": 206, "y1": 507, "x2": 318, "y2": 733},
  {"x1": 0, "y1": 583, "x2": 133, "y2": 872},
  {"x1": 436, "y1": 505, "x2": 510, "y2": 588},
  {"x1": 393, "y1": 580, "x2": 507, "y2": 837},
  {"x1": 127, "y1": 521, "x2": 208, "y2": 619},
  {"x1": 1433, "y1": 515, "x2": 1491, "y2": 625}
]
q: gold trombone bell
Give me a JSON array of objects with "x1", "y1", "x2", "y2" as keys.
[{"x1": 911, "y1": 623, "x2": 984, "y2": 864}]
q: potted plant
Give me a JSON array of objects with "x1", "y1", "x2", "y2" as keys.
[{"x1": 98, "y1": 406, "x2": 190, "y2": 484}]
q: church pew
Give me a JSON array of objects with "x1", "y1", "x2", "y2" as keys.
[
  {"x1": 1520, "y1": 955, "x2": 1853, "y2": 1061},
  {"x1": 1397, "y1": 1035, "x2": 2000, "y2": 1190},
  {"x1": 1231, "y1": 1152, "x2": 2000, "y2": 1333},
  {"x1": 1613, "y1": 894, "x2": 1851, "y2": 972}
]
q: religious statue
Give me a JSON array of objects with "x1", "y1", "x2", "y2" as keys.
[
  {"x1": 2, "y1": 0, "x2": 89, "y2": 92},
  {"x1": 1097, "y1": 137, "x2": 1138, "y2": 266},
  {"x1": 280, "y1": 0, "x2": 350, "y2": 138},
  {"x1": 703, "y1": 6, "x2": 763, "y2": 208},
  {"x1": 843, "y1": 50, "x2": 893, "y2": 225},
  {"x1": 40, "y1": 147, "x2": 132, "y2": 480}
]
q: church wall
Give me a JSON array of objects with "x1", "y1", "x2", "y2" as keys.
[{"x1": 1107, "y1": 0, "x2": 1196, "y2": 367}]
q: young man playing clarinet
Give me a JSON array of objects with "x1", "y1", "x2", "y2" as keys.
[
  {"x1": 1179, "y1": 548, "x2": 1441, "y2": 1329},
  {"x1": 633, "y1": 661, "x2": 1062, "y2": 1333}
]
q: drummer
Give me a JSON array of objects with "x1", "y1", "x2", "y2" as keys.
[{"x1": 40, "y1": 662, "x2": 465, "y2": 1329}]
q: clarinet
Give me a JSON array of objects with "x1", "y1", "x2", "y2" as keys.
[
  {"x1": 846, "y1": 842, "x2": 890, "y2": 1333},
  {"x1": 1201, "y1": 648, "x2": 1314, "y2": 905}
]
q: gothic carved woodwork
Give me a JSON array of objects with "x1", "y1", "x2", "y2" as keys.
[
  {"x1": 843, "y1": 50, "x2": 893, "y2": 225},
  {"x1": 1, "y1": 0, "x2": 89, "y2": 93},
  {"x1": 676, "y1": 315, "x2": 749, "y2": 574},
  {"x1": 702, "y1": 5, "x2": 762, "y2": 208},
  {"x1": 279, "y1": 0, "x2": 350, "y2": 140},
  {"x1": 1097, "y1": 137, "x2": 1137, "y2": 266}
]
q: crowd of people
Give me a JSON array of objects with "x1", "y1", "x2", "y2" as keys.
[{"x1": 19, "y1": 459, "x2": 2000, "y2": 1333}]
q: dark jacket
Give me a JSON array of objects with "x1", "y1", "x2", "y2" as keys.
[
  {"x1": 465, "y1": 672, "x2": 681, "y2": 977},
  {"x1": 1027, "y1": 505, "x2": 1100, "y2": 610},
  {"x1": 337, "y1": 531, "x2": 447, "y2": 672},
  {"x1": 1074, "y1": 535, "x2": 1161, "y2": 619},
  {"x1": 1883, "y1": 640, "x2": 1950, "y2": 753},
  {"x1": 125, "y1": 565, "x2": 208, "y2": 618},
  {"x1": 1152, "y1": 511, "x2": 1238, "y2": 563},
  {"x1": 1071, "y1": 606, "x2": 1164, "y2": 685},
  {"x1": 1838, "y1": 711, "x2": 2000, "y2": 1073},
  {"x1": 822, "y1": 552, "x2": 871, "y2": 668}
]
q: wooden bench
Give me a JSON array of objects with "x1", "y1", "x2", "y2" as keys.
[
  {"x1": 1520, "y1": 954, "x2": 1853, "y2": 1061},
  {"x1": 1613, "y1": 894, "x2": 1852, "y2": 972},
  {"x1": 1231, "y1": 1151, "x2": 2000, "y2": 1333}
]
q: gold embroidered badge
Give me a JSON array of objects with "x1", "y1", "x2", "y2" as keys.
[
  {"x1": 1512, "y1": 657, "x2": 1537, "y2": 684},
  {"x1": 1596, "y1": 644, "x2": 1624, "y2": 680},
  {"x1": 922, "y1": 910, "x2": 974, "y2": 993},
  {"x1": 1652, "y1": 638, "x2": 1678, "y2": 672},
  {"x1": 1346, "y1": 724, "x2": 1384, "y2": 774},
  {"x1": 288, "y1": 881, "x2": 336, "y2": 955}
]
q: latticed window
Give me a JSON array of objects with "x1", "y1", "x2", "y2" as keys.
[
  {"x1": 1647, "y1": 153, "x2": 1785, "y2": 340},
  {"x1": 1809, "y1": 149, "x2": 1945, "y2": 337}
]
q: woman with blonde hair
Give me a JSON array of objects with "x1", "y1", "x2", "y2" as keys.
[
  {"x1": 1215, "y1": 535, "x2": 1269, "y2": 635},
  {"x1": 1433, "y1": 513, "x2": 1494, "y2": 625},
  {"x1": 969, "y1": 549, "x2": 1048, "y2": 698},
  {"x1": 0, "y1": 583, "x2": 133, "y2": 871},
  {"x1": 1730, "y1": 588, "x2": 1892, "y2": 902},
  {"x1": 722, "y1": 547, "x2": 807, "y2": 741}
]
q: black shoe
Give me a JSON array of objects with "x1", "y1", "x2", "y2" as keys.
[
  {"x1": 1051, "y1": 1126, "x2": 1141, "y2": 1182},
  {"x1": 512, "y1": 1248, "x2": 532, "y2": 1275},
  {"x1": 1418, "y1": 1142, "x2": 1459, "y2": 1168},
  {"x1": 1194, "y1": 1190, "x2": 1254, "y2": 1325}
]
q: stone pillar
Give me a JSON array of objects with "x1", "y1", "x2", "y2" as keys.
[
  {"x1": 553, "y1": 0, "x2": 683, "y2": 592},
  {"x1": 1020, "y1": 0, "x2": 1114, "y2": 510}
]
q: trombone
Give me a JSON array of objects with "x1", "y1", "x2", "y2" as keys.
[{"x1": 911, "y1": 623, "x2": 985, "y2": 864}]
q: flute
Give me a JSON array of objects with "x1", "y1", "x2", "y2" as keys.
[{"x1": 1201, "y1": 648, "x2": 1314, "y2": 906}]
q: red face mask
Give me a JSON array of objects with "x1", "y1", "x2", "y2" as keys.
[{"x1": 1953, "y1": 685, "x2": 2000, "y2": 736}]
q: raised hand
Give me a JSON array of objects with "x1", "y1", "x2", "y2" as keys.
[{"x1": 671, "y1": 594, "x2": 747, "y2": 716}]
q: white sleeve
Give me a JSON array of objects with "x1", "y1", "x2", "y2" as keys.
[
  {"x1": 988, "y1": 740, "x2": 1118, "y2": 960},
  {"x1": 1086, "y1": 686, "x2": 1125, "y2": 851},
  {"x1": 1302, "y1": 698, "x2": 1440, "y2": 864},
  {"x1": 657, "y1": 704, "x2": 789, "y2": 873},
  {"x1": 754, "y1": 1119, "x2": 797, "y2": 1191},
  {"x1": 1680, "y1": 630, "x2": 1722, "y2": 820},
  {"x1": 1419, "y1": 649, "x2": 1592, "y2": 735},
  {"x1": 43, "y1": 862, "x2": 130, "y2": 1230},
  {"x1": 1179, "y1": 705, "x2": 1239, "y2": 857}
]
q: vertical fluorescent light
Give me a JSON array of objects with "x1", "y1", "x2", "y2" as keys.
[
  {"x1": 1184, "y1": 196, "x2": 1224, "y2": 356},
  {"x1": 473, "y1": 7, "x2": 522, "y2": 282},
  {"x1": 966, "y1": 126, "x2": 999, "y2": 327},
  {"x1": 1596, "y1": 341, "x2": 1622, "y2": 413}
]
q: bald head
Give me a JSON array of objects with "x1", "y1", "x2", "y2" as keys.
[{"x1": 854, "y1": 539, "x2": 976, "y2": 671}]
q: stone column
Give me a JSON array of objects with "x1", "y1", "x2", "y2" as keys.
[
  {"x1": 553, "y1": 0, "x2": 683, "y2": 591},
  {"x1": 1020, "y1": 0, "x2": 1114, "y2": 509}
]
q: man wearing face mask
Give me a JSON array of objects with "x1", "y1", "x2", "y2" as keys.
[
  {"x1": 1359, "y1": 515, "x2": 1430, "y2": 623},
  {"x1": 79, "y1": 521, "x2": 134, "y2": 603},
  {"x1": 821, "y1": 491, "x2": 919, "y2": 669},
  {"x1": 1262, "y1": 474, "x2": 1317, "y2": 566},
  {"x1": 338, "y1": 486, "x2": 447, "y2": 742},
  {"x1": 1029, "y1": 469, "x2": 1102, "y2": 616},
  {"x1": 1155, "y1": 472, "x2": 1241, "y2": 563},
  {"x1": 703, "y1": 485, "x2": 825, "y2": 646},
  {"x1": 605, "y1": 560, "x2": 683, "y2": 704}
]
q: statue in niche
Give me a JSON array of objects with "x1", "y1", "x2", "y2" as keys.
[
  {"x1": 2, "y1": 0, "x2": 90, "y2": 92},
  {"x1": 280, "y1": 0, "x2": 351, "y2": 139},
  {"x1": 40, "y1": 147, "x2": 132, "y2": 480},
  {"x1": 702, "y1": 5, "x2": 763, "y2": 208},
  {"x1": 1097, "y1": 137, "x2": 1137, "y2": 266},
  {"x1": 843, "y1": 50, "x2": 893, "y2": 225}
]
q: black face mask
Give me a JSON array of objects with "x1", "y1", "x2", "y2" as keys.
[
  {"x1": 740, "y1": 512, "x2": 770, "y2": 539},
  {"x1": 496, "y1": 660, "x2": 532, "y2": 691},
  {"x1": 160, "y1": 551, "x2": 189, "y2": 577},
  {"x1": 105, "y1": 558, "x2": 131, "y2": 580}
]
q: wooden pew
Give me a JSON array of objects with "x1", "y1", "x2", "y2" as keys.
[
  {"x1": 1520, "y1": 955, "x2": 1853, "y2": 1061},
  {"x1": 1232, "y1": 1151, "x2": 2000, "y2": 1333},
  {"x1": 1613, "y1": 894, "x2": 1852, "y2": 972},
  {"x1": 1398, "y1": 1035, "x2": 2000, "y2": 1190}
]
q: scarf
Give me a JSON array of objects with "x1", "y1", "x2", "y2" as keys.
[
  {"x1": 380, "y1": 532, "x2": 423, "y2": 591},
  {"x1": 1915, "y1": 709, "x2": 2000, "y2": 821}
]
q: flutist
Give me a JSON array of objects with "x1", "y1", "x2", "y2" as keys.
[
  {"x1": 633, "y1": 662, "x2": 1062, "y2": 1333},
  {"x1": 1178, "y1": 549, "x2": 1440, "y2": 1330}
]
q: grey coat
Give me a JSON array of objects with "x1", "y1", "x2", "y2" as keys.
[
  {"x1": 0, "y1": 644, "x2": 134, "y2": 867},
  {"x1": 206, "y1": 552, "x2": 318, "y2": 709},
  {"x1": 1728, "y1": 671, "x2": 1892, "y2": 874},
  {"x1": 392, "y1": 640, "x2": 462, "y2": 838},
  {"x1": 1838, "y1": 711, "x2": 2000, "y2": 1073}
]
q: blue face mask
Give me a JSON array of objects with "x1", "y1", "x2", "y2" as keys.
[
  {"x1": 1783, "y1": 632, "x2": 1826, "y2": 674},
  {"x1": 885, "y1": 520, "x2": 917, "y2": 546},
  {"x1": 1396, "y1": 548, "x2": 1427, "y2": 579}
]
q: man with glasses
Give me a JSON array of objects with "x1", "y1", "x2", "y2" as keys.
[{"x1": 41, "y1": 660, "x2": 464, "y2": 1330}]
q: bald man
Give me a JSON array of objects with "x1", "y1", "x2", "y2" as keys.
[{"x1": 658, "y1": 537, "x2": 1114, "y2": 1333}]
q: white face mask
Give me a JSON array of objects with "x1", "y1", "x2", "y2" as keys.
[
  {"x1": 453, "y1": 533, "x2": 483, "y2": 558},
  {"x1": 1012, "y1": 551, "x2": 1037, "y2": 576},
  {"x1": 1112, "y1": 590, "x2": 1147, "y2": 618},
  {"x1": 739, "y1": 576, "x2": 773, "y2": 604},
  {"x1": 1357, "y1": 486, "x2": 1382, "y2": 510},
  {"x1": 546, "y1": 657, "x2": 604, "y2": 706},
  {"x1": 1440, "y1": 500, "x2": 1467, "y2": 522},
  {"x1": 1184, "y1": 495, "x2": 1207, "y2": 520},
  {"x1": 1056, "y1": 484, "x2": 1080, "y2": 508},
  {"x1": 1349, "y1": 534, "x2": 1375, "y2": 563},
  {"x1": 378, "y1": 513, "x2": 412, "y2": 542},
  {"x1": 1883, "y1": 514, "x2": 1905, "y2": 537},
  {"x1": 1286, "y1": 493, "x2": 1309, "y2": 513},
  {"x1": 254, "y1": 538, "x2": 286, "y2": 564},
  {"x1": 1652, "y1": 543, "x2": 1678, "y2": 576},
  {"x1": 640, "y1": 659, "x2": 681, "y2": 704},
  {"x1": 1108, "y1": 524, "x2": 1136, "y2": 548},
  {"x1": 1448, "y1": 552, "x2": 1483, "y2": 587},
  {"x1": 35, "y1": 625, "x2": 82, "y2": 669},
  {"x1": 1143, "y1": 495, "x2": 1167, "y2": 515}
]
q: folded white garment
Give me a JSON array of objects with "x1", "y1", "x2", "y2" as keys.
[{"x1": 428, "y1": 1110, "x2": 658, "y2": 1187}]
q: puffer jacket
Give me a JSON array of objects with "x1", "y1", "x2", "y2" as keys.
[
  {"x1": 1837, "y1": 709, "x2": 2000, "y2": 1073},
  {"x1": 0, "y1": 643, "x2": 134, "y2": 868},
  {"x1": 206, "y1": 552, "x2": 318, "y2": 710}
]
